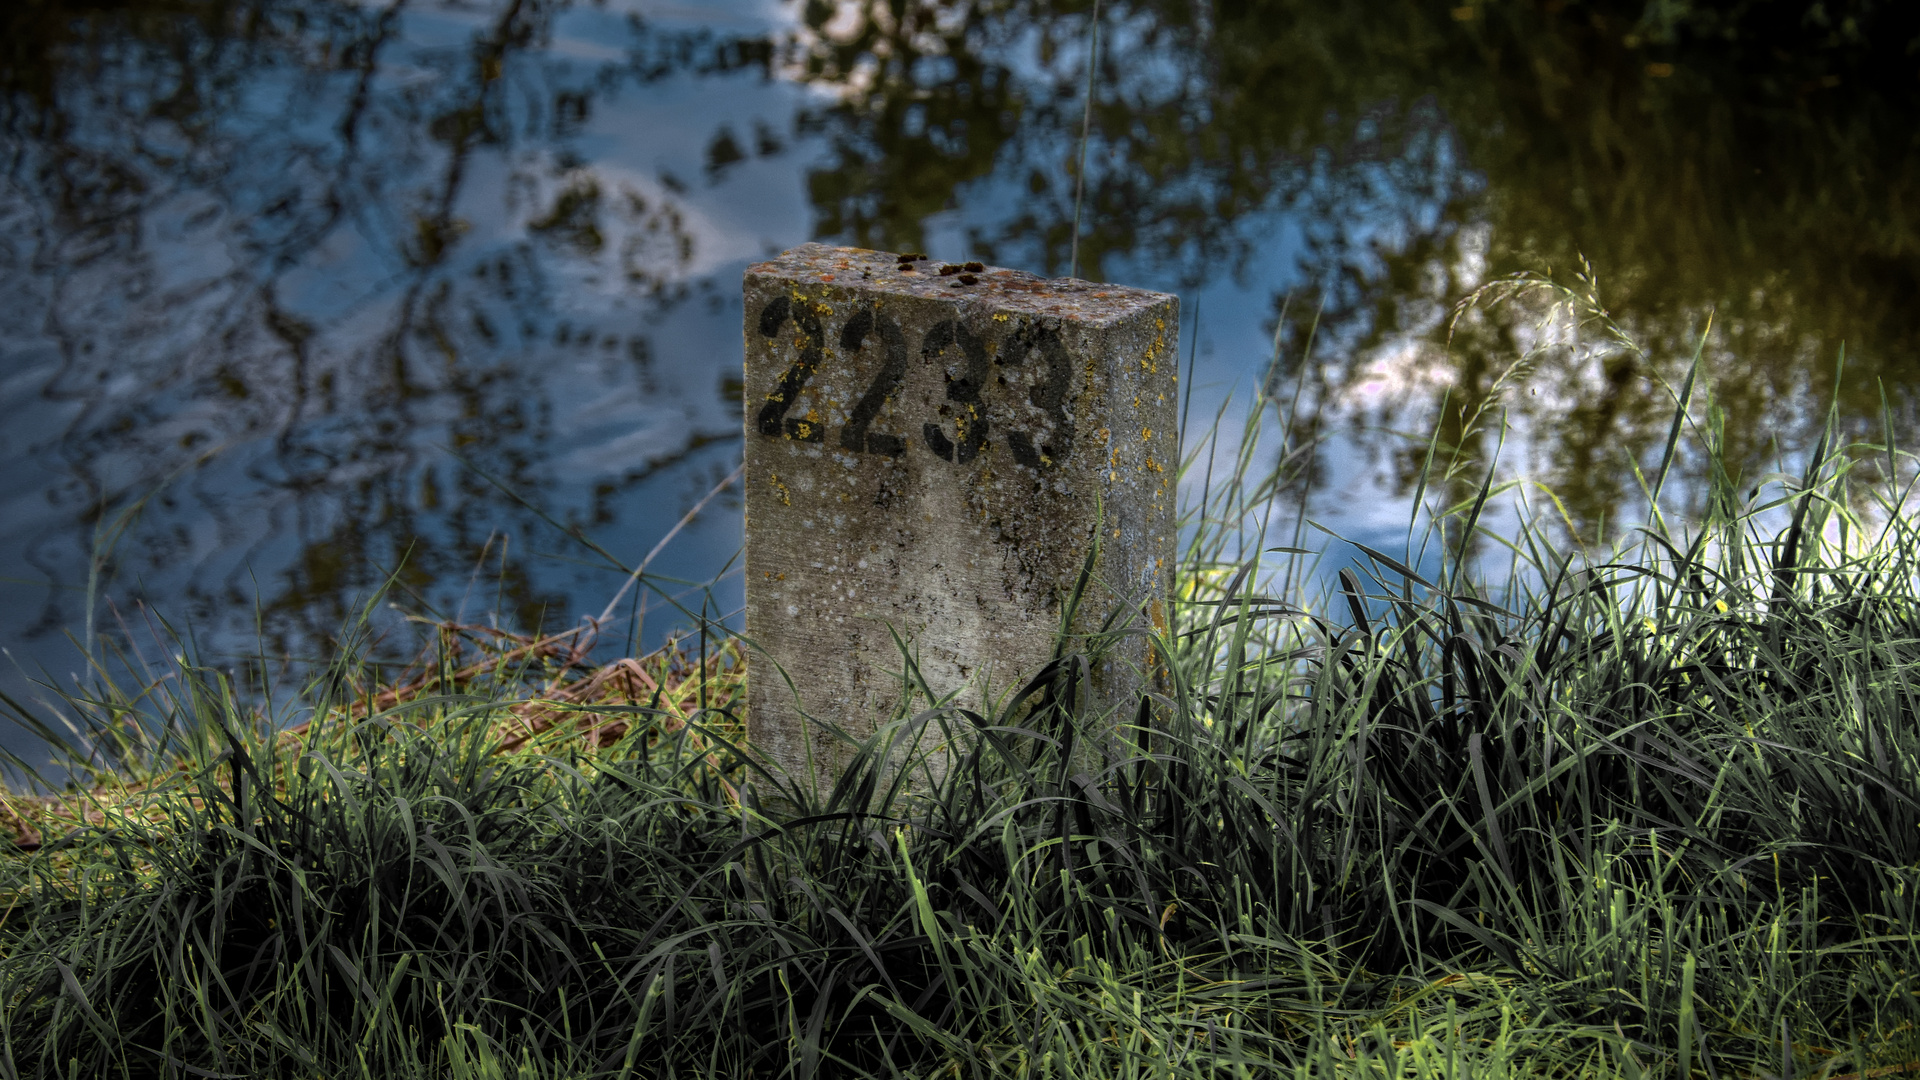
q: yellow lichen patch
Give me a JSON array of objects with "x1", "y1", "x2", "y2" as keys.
[
  {"x1": 768, "y1": 473, "x2": 792, "y2": 506},
  {"x1": 1141, "y1": 326, "x2": 1167, "y2": 373}
]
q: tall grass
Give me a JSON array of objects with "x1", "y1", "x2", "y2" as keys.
[{"x1": 3, "y1": 296, "x2": 1919, "y2": 1078}]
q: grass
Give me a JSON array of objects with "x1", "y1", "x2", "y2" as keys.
[{"x1": 3, "y1": 285, "x2": 1920, "y2": 1078}]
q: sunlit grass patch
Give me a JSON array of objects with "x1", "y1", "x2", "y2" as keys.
[{"x1": 2, "y1": 629, "x2": 746, "y2": 852}]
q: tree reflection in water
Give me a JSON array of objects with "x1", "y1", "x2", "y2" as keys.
[
  {"x1": 788, "y1": 0, "x2": 1920, "y2": 540},
  {"x1": 1, "y1": 0, "x2": 1915, "y2": 746},
  {"x1": 0, "y1": 0, "x2": 767, "y2": 711}
]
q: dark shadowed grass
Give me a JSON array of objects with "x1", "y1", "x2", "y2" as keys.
[{"x1": 4, "y1": 304, "x2": 1920, "y2": 1077}]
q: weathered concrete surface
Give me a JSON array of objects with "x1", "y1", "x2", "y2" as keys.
[{"x1": 742, "y1": 243, "x2": 1177, "y2": 807}]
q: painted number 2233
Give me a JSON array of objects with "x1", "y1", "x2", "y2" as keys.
[{"x1": 754, "y1": 296, "x2": 1074, "y2": 469}]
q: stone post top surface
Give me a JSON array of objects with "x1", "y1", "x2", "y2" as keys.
[{"x1": 747, "y1": 243, "x2": 1173, "y2": 325}]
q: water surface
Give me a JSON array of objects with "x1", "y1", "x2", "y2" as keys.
[{"x1": 3, "y1": 0, "x2": 1915, "y2": 763}]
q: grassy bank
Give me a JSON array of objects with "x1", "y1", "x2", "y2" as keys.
[{"x1": 4, "y1": 315, "x2": 1920, "y2": 1078}]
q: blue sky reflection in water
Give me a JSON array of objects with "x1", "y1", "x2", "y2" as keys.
[{"x1": 2, "y1": 0, "x2": 1917, "y2": 766}]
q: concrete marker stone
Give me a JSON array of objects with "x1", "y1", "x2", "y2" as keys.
[{"x1": 742, "y1": 243, "x2": 1177, "y2": 810}]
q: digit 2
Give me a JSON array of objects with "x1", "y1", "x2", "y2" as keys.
[
  {"x1": 836, "y1": 307, "x2": 909, "y2": 456},
  {"x1": 920, "y1": 319, "x2": 989, "y2": 463},
  {"x1": 999, "y1": 322, "x2": 1075, "y2": 467},
  {"x1": 754, "y1": 295, "x2": 825, "y2": 442}
]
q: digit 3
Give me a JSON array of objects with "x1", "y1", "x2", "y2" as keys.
[
  {"x1": 920, "y1": 319, "x2": 989, "y2": 464},
  {"x1": 998, "y1": 322, "x2": 1075, "y2": 468}
]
